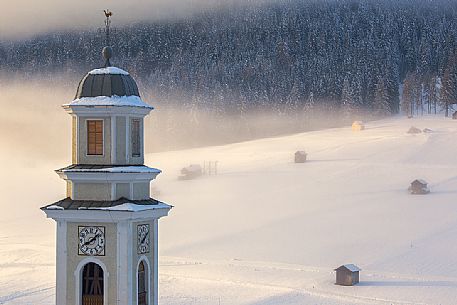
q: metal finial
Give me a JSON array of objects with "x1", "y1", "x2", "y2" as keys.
[
  {"x1": 102, "y1": 46, "x2": 113, "y2": 67},
  {"x1": 103, "y1": 10, "x2": 113, "y2": 67},
  {"x1": 104, "y1": 9, "x2": 113, "y2": 46}
]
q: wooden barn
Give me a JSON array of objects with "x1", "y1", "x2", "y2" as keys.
[
  {"x1": 407, "y1": 126, "x2": 422, "y2": 134},
  {"x1": 352, "y1": 121, "x2": 365, "y2": 131},
  {"x1": 295, "y1": 151, "x2": 307, "y2": 163},
  {"x1": 179, "y1": 164, "x2": 203, "y2": 180},
  {"x1": 409, "y1": 179, "x2": 430, "y2": 195},
  {"x1": 335, "y1": 264, "x2": 361, "y2": 286}
]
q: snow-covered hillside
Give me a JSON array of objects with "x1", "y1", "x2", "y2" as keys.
[{"x1": 2, "y1": 116, "x2": 457, "y2": 305}]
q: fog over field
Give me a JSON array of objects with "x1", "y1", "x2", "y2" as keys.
[
  {"x1": 0, "y1": 77, "x2": 354, "y2": 157},
  {"x1": 0, "y1": 0, "x2": 254, "y2": 39},
  {"x1": 2, "y1": 91, "x2": 457, "y2": 304},
  {"x1": 0, "y1": 78, "x2": 351, "y2": 305},
  {"x1": 2, "y1": 0, "x2": 457, "y2": 303}
]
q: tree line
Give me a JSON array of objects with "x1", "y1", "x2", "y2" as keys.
[{"x1": 2, "y1": 0, "x2": 457, "y2": 118}]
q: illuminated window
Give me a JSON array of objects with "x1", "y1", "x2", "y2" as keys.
[{"x1": 87, "y1": 120, "x2": 103, "y2": 155}]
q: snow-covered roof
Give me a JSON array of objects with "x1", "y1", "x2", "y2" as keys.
[
  {"x1": 41, "y1": 197, "x2": 171, "y2": 211},
  {"x1": 66, "y1": 95, "x2": 153, "y2": 109},
  {"x1": 59, "y1": 165, "x2": 160, "y2": 174},
  {"x1": 82, "y1": 202, "x2": 171, "y2": 212},
  {"x1": 412, "y1": 179, "x2": 428, "y2": 185},
  {"x1": 88, "y1": 66, "x2": 129, "y2": 75},
  {"x1": 46, "y1": 205, "x2": 64, "y2": 210},
  {"x1": 335, "y1": 264, "x2": 361, "y2": 272}
]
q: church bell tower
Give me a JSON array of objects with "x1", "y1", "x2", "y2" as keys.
[{"x1": 41, "y1": 11, "x2": 172, "y2": 305}]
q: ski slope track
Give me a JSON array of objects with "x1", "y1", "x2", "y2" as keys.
[{"x1": 1, "y1": 116, "x2": 457, "y2": 304}]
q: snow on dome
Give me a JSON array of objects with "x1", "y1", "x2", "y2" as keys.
[
  {"x1": 66, "y1": 95, "x2": 153, "y2": 109},
  {"x1": 88, "y1": 66, "x2": 129, "y2": 75},
  {"x1": 75, "y1": 68, "x2": 140, "y2": 99}
]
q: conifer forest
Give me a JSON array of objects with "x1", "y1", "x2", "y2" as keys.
[{"x1": 2, "y1": 0, "x2": 457, "y2": 119}]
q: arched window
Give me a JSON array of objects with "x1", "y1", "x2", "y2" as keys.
[
  {"x1": 82, "y1": 262, "x2": 104, "y2": 305},
  {"x1": 138, "y1": 261, "x2": 148, "y2": 305}
]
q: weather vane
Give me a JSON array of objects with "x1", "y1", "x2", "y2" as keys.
[
  {"x1": 104, "y1": 9, "x2": 113, "y2": 46},
  {"x1": 102, "y1": 10, "x2": 114, "y2": 67}
]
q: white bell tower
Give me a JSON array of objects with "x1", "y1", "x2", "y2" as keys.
[{"x1": 42, "y1": 11, "x2": 172, "y2": 305}]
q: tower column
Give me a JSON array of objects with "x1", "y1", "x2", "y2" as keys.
[
  {"x1": 153, "y1": 218, "x2": 159, "y2": 305},
  {"x1": 117, "y1": 220, "x2": 130, "y2": 304},
  {"x1": 126, "y1": 115, "x2": 130, "y2": 164},
  {"x1": 56, "y1": 220, "x2": 67, "y2": 305},
  {"x1": 111, "y1": 115, "x2": 117, "y2": 163}
]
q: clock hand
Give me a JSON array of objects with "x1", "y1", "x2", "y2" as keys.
[
  {"x1": 140, "y1": 231, "x2": 149, "y2": 244},
  {"x1": 84, "y1": 234, "x2": 100, "y2": 246}
]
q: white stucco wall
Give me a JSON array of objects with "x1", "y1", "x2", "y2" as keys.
[
  {"x1": 66, "y1": 222, "x2": 117, "y2": 305},
  {"x1": 73, "y1": 183, "x2": 112, "y2": 201},
  {"x1": 132, "y1": 182, "x2": 150, "y2": 200},
  {"x1": 132, "y1": 220, "x2": 156, "y2": 305},
  {"x1": 116, "y1": 116, "x2": 127, "y2": 164},
  {"x1": 116, "y1": 183, "x2": 130, "y2": 200},
  {"x1": 78, "y1": 117, "x2": 112, "y2": 165}
]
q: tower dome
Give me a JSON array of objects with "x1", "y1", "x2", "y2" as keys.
[
  {"x1": 67, "y1": 47, "x2": 152, "y2": 109},
  {"x1": 75, "y1": 67, "x2": 140, "y2": 99},
  {"x1": 75, "y1": 46, "x2": 140, "y2": 99}
]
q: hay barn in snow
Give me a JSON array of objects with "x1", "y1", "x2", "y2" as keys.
[{"x1": 335, "y1": 264, "x2": 361, "y2": 286}]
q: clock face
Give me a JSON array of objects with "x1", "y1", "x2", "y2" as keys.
[
  {"x1": 137, "y1": 224, "x2": 150, "y2": 254},
  {"x1": 78, "y1": 226, "x2": 105, "y2": 256}
]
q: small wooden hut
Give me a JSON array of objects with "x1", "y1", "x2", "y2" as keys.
[
  {"x1": 407, "y1": 126, "x2": 422, "y2": 134},
  {"x1": 408, "y1": 179, "x2": 430, "y2": 195},
  {"x1": 352, "y1": 121, "x2": 365, "y2": 131},
  {"x1": 335, "y1": 264, "x2": 361, "y2": 286},
  {"x1": 295, "y1": 151, "x2": 307, "y2": 163},
  {"x1": 179, "y1": 164, "x2": 203, "y2": 180}
]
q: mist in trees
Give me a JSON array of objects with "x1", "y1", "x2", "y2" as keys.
[{"x1": 2, "y1": 0, "x2": 457, "y2": 120}]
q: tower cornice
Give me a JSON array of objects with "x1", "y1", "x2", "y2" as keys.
[
  {"x1": 56, "y1": 165, "x2": 161, "y2": 182},
  {"x1": 42, "y1": 202, "x2": 171, "y2": 222},
  {"x1": 63, "y1": 103, "x2": 153, "y2": 116}
]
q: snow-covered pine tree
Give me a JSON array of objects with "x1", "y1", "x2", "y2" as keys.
[
  {"x1": 402, "y1": 72, "x2": 414, "y2": 117},
  {"x1": 341, "y1": 77, "x2": 356, "y2": 121},
  {"x1": 434, "y1": 76, "x2": 442, "y2": 114},
  {"x1": 301, "y1": 91, "x2": 315, "y2": 130},
  {"x1": 373, "y1": 77, "x2": 391, "y2": 116},
  {"x1": 442, "y1": 54, "x2": 457, "y2": 117}
]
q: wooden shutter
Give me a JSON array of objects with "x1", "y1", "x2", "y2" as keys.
[
  {"x1": 87, "y1": 120, "x2": 103, "y2": 155},
  {"x1": 131, "y1": 119, "x2": 141, "y2": 157}
]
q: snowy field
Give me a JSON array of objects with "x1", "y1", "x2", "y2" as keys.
[{"x1": 2, "y1": 116, "x2": 457, "y2": 304}]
